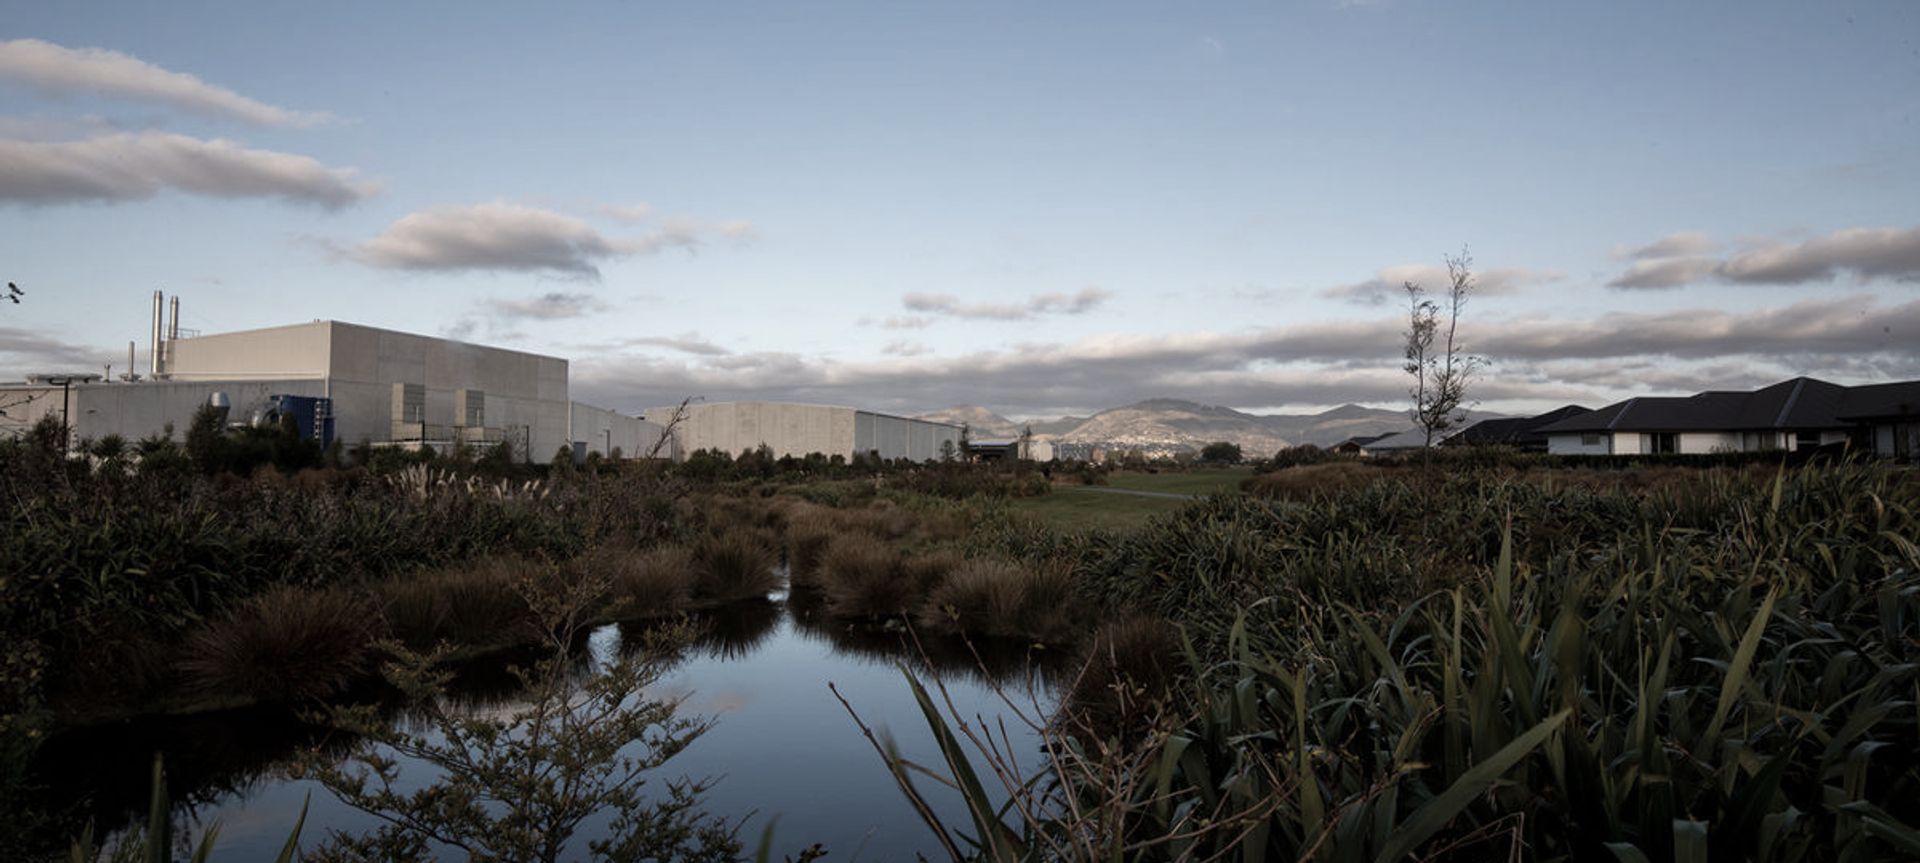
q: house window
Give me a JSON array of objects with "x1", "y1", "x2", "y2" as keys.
[
  {"x1": 1581, "y1": 433, "x2": 1602, "y2": 447},
  {"x1": 1649, "y1": 433, "x2": 1678, "y2": 454},
  {"x1": 1795, "y1": 431, "x2": 1819, "y2": 451}
]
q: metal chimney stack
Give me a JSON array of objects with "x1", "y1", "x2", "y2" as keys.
[
  {"x1": 168, "y1": 295, "x2": 180, "y2": 340},
  {"x1": 150, "y1": 290, "x2": 164, "y2": 376}
]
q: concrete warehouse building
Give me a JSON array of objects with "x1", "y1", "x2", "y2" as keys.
[
  {"x1": 642, "y1": 401, "x2": 964, "y2": 462},
  {"x1": 0, "y1": 293, "x2": 662, "y2": 460}
]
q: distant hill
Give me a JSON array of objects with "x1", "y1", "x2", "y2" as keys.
[
  {"x1": 915, "y1": 405, "x2": 1023, "y2": 439},
  {"x1": 918, "y1": 399, "x2": 1474, "y2": 456}
]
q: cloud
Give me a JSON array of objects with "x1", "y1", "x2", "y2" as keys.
[
  {"x1": 571, "y1": 295, "x2": 1919, "y2": 418},
  {"x1": 1717, "y1": 226, "x2": 1920, "y2": 285},
  {"x1": 0, "y1": 38, "x2": 331, "y2": 127},
  {"x1": 0, "y1": 326, "x2": 110, "y2": 370},
  {"x1": 351, "y1": 202, "x2": 740, "y2": 276},
  {"x1": 1608, "y1": 226, "x2": 1920, "y2": 289},
  {"x1": 1620, "y1": 231, "x2": 1716, "y2": 260},
  {"x1": 1321, "y1": 264, "x2": 1561, "y2": 306},
  {"x1": 624, "y1": 333, "x2": 731, "y2": 356},
  {"x1": 0, "y1": 132, "x2": 378, "y2": 208},
  {"x1": 487, "y1": 292, "x2": 605, "y2": 320},
  {"x1": 1607, "y1": 256, "x2": 1721, "y2": 289},
  {"x1": 597, "y1": 203, "x2": 654, "y2": 223},
  {"x1": 901, "y1": 286, "x2": 1113, "y2": 321},
  {"x1": 881, "y1": 340, "x2": 929, "y2": 357}
]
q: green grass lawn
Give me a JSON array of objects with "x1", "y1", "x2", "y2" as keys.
[
  {"x1": 1007, "y1": 468, "x2": 1252, "y2": 532},
  {"x1": 1102, "y1": 467, "x2": 1254, "y2": 496}
]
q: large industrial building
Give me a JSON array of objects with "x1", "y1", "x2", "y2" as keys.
[
  {"x1": 0, "y1": 293, "x2": 665, "y2": 461},
  {"x1": 641, "y1": 401, "x2": 964, "y2": 462}
]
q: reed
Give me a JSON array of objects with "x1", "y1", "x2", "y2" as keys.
[
  {"x1": 588, "y1": 543, "x2": 696, "y2": 618},
  {"x1": 816, "y1": 533, "x2": 910, "y2": 617}
]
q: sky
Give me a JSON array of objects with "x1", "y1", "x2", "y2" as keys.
[{"x1": 2, "y1": 1, "x2": 1918, "y2": 419}]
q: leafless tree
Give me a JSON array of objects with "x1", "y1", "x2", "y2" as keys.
[{"x1": 1404, "y1": 250, "x2": 1485, "y2": 449}]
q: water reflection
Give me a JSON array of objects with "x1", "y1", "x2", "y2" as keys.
[{"x1": 27, "y1": 592, "x2": 1070, "y2": 861}]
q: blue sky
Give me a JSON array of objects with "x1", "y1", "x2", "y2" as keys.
[{"x1": 3, "y1": 1, "x2": 1917, "y2": 418}]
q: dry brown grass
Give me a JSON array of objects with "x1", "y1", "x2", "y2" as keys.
[
  {"x1": 817, "y1": 533, "x2": 912, "y2": 616},
  {"x1": 690, "y1": 527, "x2": 781, "y2": 604},
  {"x1": 378, "y1": 555, "x2": 538, "y2": 652},
  {"x1": 181, "y1": 585, "x2": 377, "y2": 702},
  {"x1": 579, "y1": 543, "x2": 696, "y2": 618},
  {"x1": 783, "y1": 506, "x2": 840, "y2": 590},
  {"x1": 918, "y1": 557, "x2": 1078, "y2": 643},
  {"x1": 1241, "y1": 461, "x2": 1381, "y2": 500}
]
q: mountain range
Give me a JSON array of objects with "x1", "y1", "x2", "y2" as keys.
[{"x1": 917, "y1": 399, "x2": 1428, "y2": 456}]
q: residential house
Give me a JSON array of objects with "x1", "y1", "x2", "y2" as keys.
[
  {"x1": 1447, "y1": 405, "x2": 1591, "y2": 452},
  {"x1": 1836, "y1": 380, "x2": 1920, "y2": 460},
  {"x1": 1537, "y1": 377, "x2": 1852, "y2": 456}
]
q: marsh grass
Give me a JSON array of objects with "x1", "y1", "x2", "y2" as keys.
[
  {"x1": 782, "y1": 507, "x2": 839, "y2": 590},
  {"x1": 587, "y1": 544, "x2": 696, "y2": 618},
  {"x1": 817, "y1": 533, "x2": 911, "y2": 617},
  {"x1": 689, "y1": 528, "x2": 780, "y2": 604},
  {"x1": 918, "y1": 558, "x2": 1077, "y2": 643},
  {"x1": 181, "y1": 587, "x2": 376, "y2": 703},
  {"x1": 377, "y1": 556, "x2": 536, "y2": 652}
]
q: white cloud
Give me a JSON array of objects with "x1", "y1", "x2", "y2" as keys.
[
  {"x1": 625, "y1": 333, "x2": 731, "y2": 356},
  {"x1": 0, "y1": 38, "x2": 332, "y2": 127},
  {"x1": 349, "y1": 201, "x2": 757, "y2": 277},
  {"x1": 1607, "y1": 256, "x2": 1721, "y2": 289},
  {"x1": 597, "y1": 203, "x2": 655, "y2": 223},
  {"x1": 1608, "y1": 226, "x2": 1920, "y2": 289},
  {"x1": 0, "y1": 132, "x2": 378, "y2": 208},
  {"x1": 1619, "y1": 231, "x2": 1716, "y2": 260},
  {"x1": 901, "y1": 286, "x2": 1112, "y2": 321},
  {"x1": 350, "y1": 203, "x2": 619, "y2": 276},
  {"x1": 1321, "y1": 264, "x2": 1561, "y2": 305},
  {"x1": 487, "y1": 291, "x2": 605, "y2": 320}
]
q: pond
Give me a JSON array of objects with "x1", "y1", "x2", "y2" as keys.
[{"x1": 32, "y1": 589, "x2": 1072, "y2": 861}]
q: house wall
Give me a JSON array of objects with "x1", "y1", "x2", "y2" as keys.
[
  {"x1": 1546, "y1": 433, "x2": 1612, "y2": 455},
  {"x1": 1678, "y1": 432, "x2": 1741, "y2": 454}
]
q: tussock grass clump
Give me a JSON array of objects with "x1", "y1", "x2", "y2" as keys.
[
  {"x1": 783, "y1": 507, "x2": 839, "y2": 590},
  {"x1": 180, "y1": 586, "x2": 375, "y2": 702},
  {"x1": 379, "y1": 556, "x2": 536, "y2": 652},
  {"x1": 580, "y1": 544, "x2": 695, "y2": 618},
  {"x1": 817, "y1": 533, "x2": 911, "y2": 616},
  {"x1": 918, "y1": 557, "x2": 1077, "y2": 642},
  {"x1": 689, "y1": 528, "x2": 780, "y2": 604}
]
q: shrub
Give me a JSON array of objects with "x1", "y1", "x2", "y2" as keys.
[
  {"x1": 1240, "y1": 461, "x2": 1378, "y2": 500},
  {"x1": 180, "y1": 586, "x2": 375, "y2": 702},
  {"x1": 689, "y1": 528, "x2": 779, "y2": 604}
]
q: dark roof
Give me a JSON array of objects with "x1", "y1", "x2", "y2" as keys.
[
  {"x1": 1837, "y1": 381, "x2": 1920, "y2": 421},
  {"x1": 1453, "y1": 405, "x2": 1591, "y2": 446},
  {"x1": 1332, "y1": 433, "x2": 1391, "y2": 448},
  {"x1": 1538, "y1": 377, "x2": 1851, "y2": 434}
]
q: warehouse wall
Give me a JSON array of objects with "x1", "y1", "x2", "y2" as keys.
[
  {"x1": 0, "y1": 380, "x2": 326, "y2": 448},
  {"x1": 569, "y1": 402, "x2": 669, "y2": 459}
]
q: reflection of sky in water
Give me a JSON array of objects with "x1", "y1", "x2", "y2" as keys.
[{"x1": 117, "y1": 601, "x2": 1064, "y2": 862}]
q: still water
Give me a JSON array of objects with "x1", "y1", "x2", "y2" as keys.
[{"x1": 36, "y1": 591, "x2": 1068, "y2": 861}]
